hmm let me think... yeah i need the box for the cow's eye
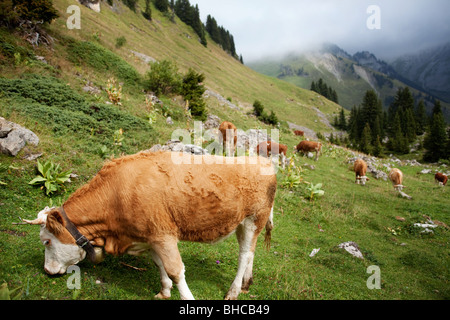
[43,240,51,246]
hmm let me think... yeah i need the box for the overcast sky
[190,0,450,62]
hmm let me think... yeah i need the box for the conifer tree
[424,100,448,162]
[415,100,427,135]
[154,0,169,12]
[373,135,383,157]
[143,0,152,20]
[360,123,373,155]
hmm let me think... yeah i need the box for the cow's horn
[22,217,45,225]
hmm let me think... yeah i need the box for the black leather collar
[59,206,98,264]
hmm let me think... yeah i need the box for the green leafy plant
[0,282,22,300]
[306,183,325,201]
[280,161,303,189]
[28,160,72,196]
[106,77,122,105]
[113,128,124,146]
[146,97,157,125]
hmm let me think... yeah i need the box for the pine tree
[348,106,360,144]
[310,81,317,93]
[154,0,169,12]
[415,99,427,135]
[143,0,152,20]
[424,100,448,162]
[373,135,383,157]
[405,108,417,143]
[360,123,373,155]
[338,107,347,130]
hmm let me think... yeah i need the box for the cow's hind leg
[225,217,258,300]
[151,238,195,300]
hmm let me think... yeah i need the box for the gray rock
[338,241,364,259]
[0,118,39,156]
[203,114,221,130]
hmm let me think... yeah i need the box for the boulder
[338,241,364,259]
[0,118,39,156]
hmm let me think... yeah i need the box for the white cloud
[190,0,450,61]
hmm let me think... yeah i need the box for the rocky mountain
[391,42,450,103]
[248,43,450,121]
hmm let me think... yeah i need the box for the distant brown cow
[389,168,404,191]
[294,130,304,136]
[435,172,448,186]
[256,141,288,168]
[219,121,237,156]
[354,159,369,186]
[294,140,322,161]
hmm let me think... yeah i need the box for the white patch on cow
[40,223,85,275]
[225,215,257,300]
[176,265,195,300]
[359,176,368,186]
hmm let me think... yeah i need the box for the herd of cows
[20,120,447,300]
[219,121,448,189]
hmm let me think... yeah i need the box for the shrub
[180,68,207,120]
[253,100,264,117]
[144,60,181,95]
[180,68,205,101]
[0,0,58,27]
[188,98,207,121]
[67,40,141,86]
[115,36,126,48]
[121,0,138,12]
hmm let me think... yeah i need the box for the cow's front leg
[225,218,258,300]
[151,238,195,300]
[150,249,173,299]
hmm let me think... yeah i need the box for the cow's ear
[46,210,66,235]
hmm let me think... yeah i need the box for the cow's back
[95,152,277,243]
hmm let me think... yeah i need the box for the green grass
[0,0,449,301]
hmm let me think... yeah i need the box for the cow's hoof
[154,292,171,300]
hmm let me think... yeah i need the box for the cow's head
[357,176,369,186]
[24,207,86,275]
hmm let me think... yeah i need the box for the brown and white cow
[435,172,448,186]
[294,130,304,136]
[219,121,237,156]
[256,141,288,168]
[354,159,369,186]
[294,140,322,161]
[389,168,405,191]
[23,151,277,300]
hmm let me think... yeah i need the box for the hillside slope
[39,0,341,135]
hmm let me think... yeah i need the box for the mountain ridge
[248,43,450,122]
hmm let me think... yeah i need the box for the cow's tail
[264,207,274,251]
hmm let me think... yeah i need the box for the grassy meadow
[0,0,449,301]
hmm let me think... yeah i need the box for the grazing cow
[354,159,369,186]
[294,140,322,161]
[294,130,304,136]
[23,152,277,300]
[256,141,288,168]
[219,121,237,156]
[389,168,405,191]
[435,172,448,186]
